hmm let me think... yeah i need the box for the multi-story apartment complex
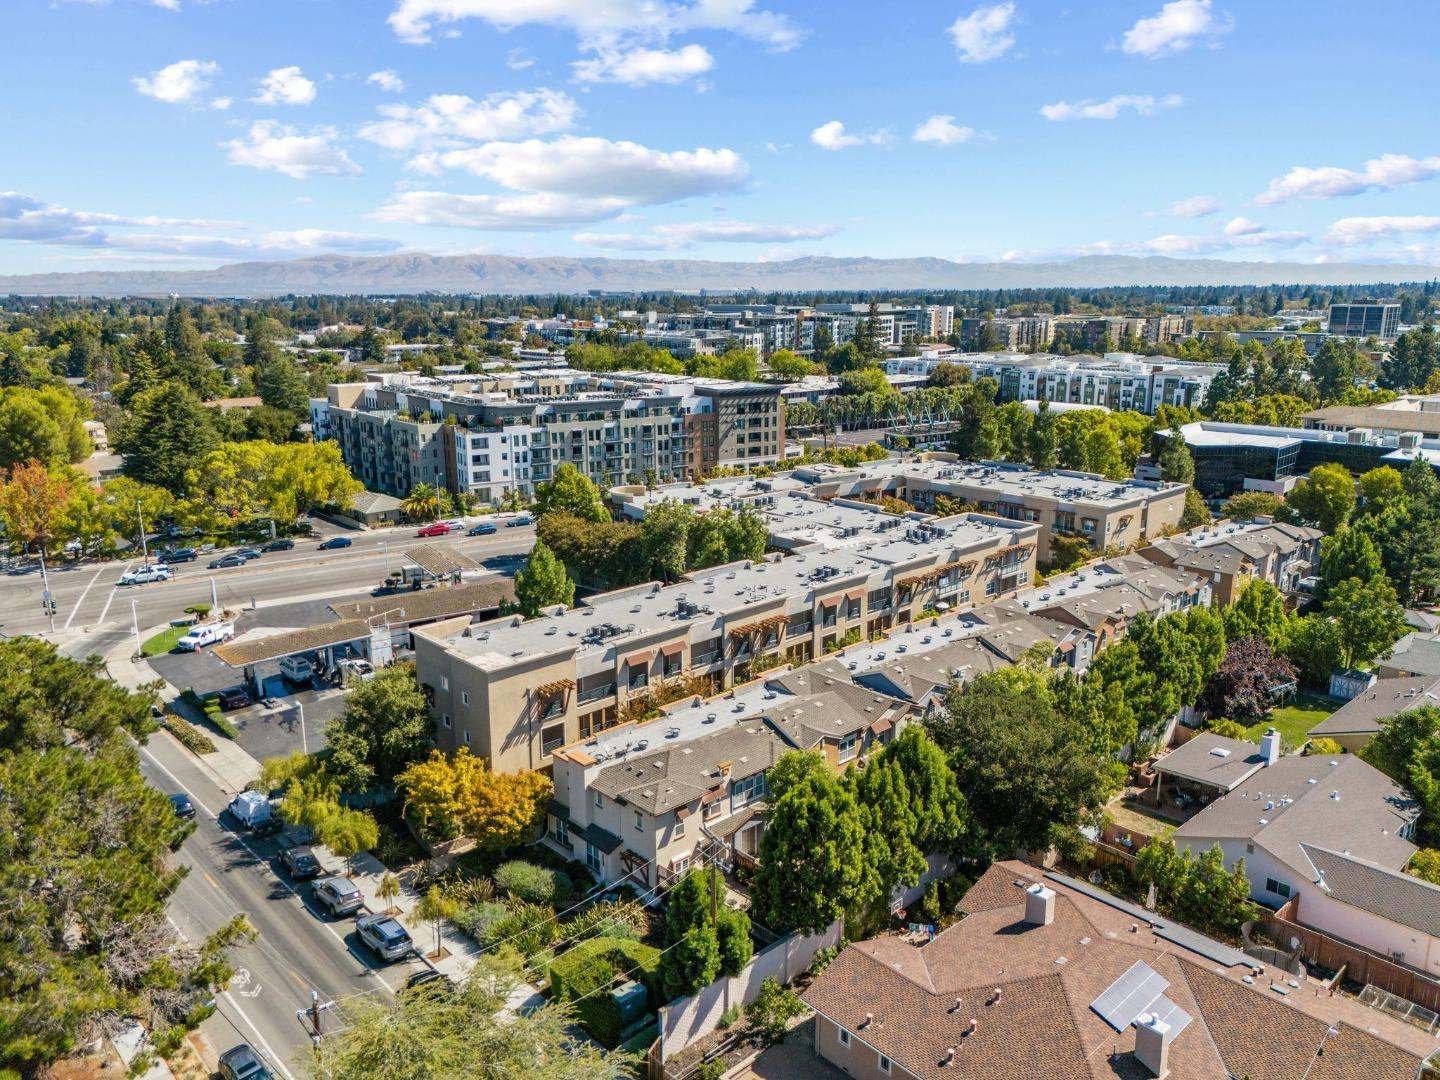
[1329,301,1401,340]
[881,353,1218,413]
[412,508,1039,772]
[959,315,1055,351]
[311,369,784,501]
[1141,517,1323,605]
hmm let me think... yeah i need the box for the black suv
[280,845,321,880]
[261,538,295,552]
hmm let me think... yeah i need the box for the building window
[838,1028,850,1048]
[878,1054,891,1074]
[634,810,643,831]
[461,691,469,706]
[552,817,569,848]
[586,842,601,873]
[542,724,565,755]
[732,773,767,807]
[704,799,725,821]
[462,728,469,746]
[442,714,452,729]
[595,792,604,808]
[440,675,450,691]
[674,817,686,839]
[1265,877,1292,899]
[838,732,858,762]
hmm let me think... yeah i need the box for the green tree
[117,383,220,494]
[162,303,214,394]
[296,954,618,1079]
[716,907,753,976]
[753,768,870,935]
[1282,614,1345,688]
[533,463,609,523]
[1311,337,1369,401]
[401,481,440,522]
[1358,466,1407,516]
[766,349,812,380]
[1220,491,1286,521]
[324,663,433,792]
[0,386,90,469]
[1408,849,1440,886]
[515,540,576,617]
[1223,579,1290,649]
[359,314,387,364]
[762,748,830,801]
[1324,575,1406,668]
[1362,705,1440,829]
[926,669,1107,856]
[1028,400,1058,470]
[317,805,380,875]
[416,885,459,958]
[1181,488,1212,529]
[1157,429,1195,485]
[254,351,310,414]
[1286,462,1356,534]
[1319,528,1384,600]
[659,869,722,999]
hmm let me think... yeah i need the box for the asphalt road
[0,521,536,640]
[137,728,429,1077]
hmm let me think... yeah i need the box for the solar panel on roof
[1147,995,1193,1037]
[1091,960,1168,1032]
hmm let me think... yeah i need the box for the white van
[279,654,315,683]
[175,620,235,652]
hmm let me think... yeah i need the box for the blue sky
[4,0,1439,274]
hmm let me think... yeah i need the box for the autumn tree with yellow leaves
[397,748,551,849]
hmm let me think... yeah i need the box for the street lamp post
[131,597,142,657]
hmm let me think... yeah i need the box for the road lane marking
[219,990,297,1080]
[204,870,221,890]
[95,562,132,626]
[63,564,110,630]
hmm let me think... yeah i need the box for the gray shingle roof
[1309,675,1440,738]
[1153,733,1266,791]
[588,722,788,815]
[1380,632,1440,677]
[1300,844,1440,937]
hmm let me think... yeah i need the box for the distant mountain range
[1,253,1435,297]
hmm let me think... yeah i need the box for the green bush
[548,937,662,1048]
[716,908,753,976]
[453,901,509,943]
[166,716,217,755]
[206,709,240,740]
[694,1061,726,1080]
[486,902,559,957]
[495,860,570,904]
[718,1003,742,1029]
[745,976,805,1045]
[563,900,646,945]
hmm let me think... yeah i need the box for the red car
[416,523,451,537]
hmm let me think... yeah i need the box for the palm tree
[401,482,440,522]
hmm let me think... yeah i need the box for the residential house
[1378,631,1440,679]
[1308,674,1440,753]
[1139,519,1323,607]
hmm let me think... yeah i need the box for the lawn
[1109,800,1177,841]
[141,625,188,656]
[1243,692,1341,749]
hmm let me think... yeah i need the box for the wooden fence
[1255,910,1440,1015]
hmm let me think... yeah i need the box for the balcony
[691,650,721,667]
[577,683,616,705]
[788,622,812,637]
[542,734,566,755]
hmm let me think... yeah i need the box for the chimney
[1260,727,1281,766]
[1024,883,1055,926]
[1135,1014,1172,1078]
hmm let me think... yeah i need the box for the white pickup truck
[175,620,235,652]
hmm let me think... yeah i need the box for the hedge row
[548,937,661,1048]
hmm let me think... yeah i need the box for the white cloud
[367,70,406,93]
[223,121,361,179]
[254,66,317,106]
[1040,93,1181,121]
[414,136,748,203]
[152,0,182,9]
[132,59,218,104]
[372,190,632,229]
[1121,0,1232,57]
[948,2,1016,63]
[912,114,976,145]
[506,48,535,69]
[1255,153,1440,206]
[0,190,397,260]
[574,220,836,249]
[386,0,802,50]
[359,89,579,152]
[1156,194,1219,218]
[209,96,232,110]
[573,44,714,85]
[810,120,890,151]
[1222,216,1263,236]
[1325,215,1440,246]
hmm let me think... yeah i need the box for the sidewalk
[105,623,264,793]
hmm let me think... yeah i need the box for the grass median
[141,625,188,656]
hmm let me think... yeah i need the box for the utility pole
[210,576,219,614]
[296,989,335,1054]
[38,547,56,634]
[131,598,142,657]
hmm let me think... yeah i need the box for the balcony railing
[542,735,566,755]
[691,651,721,666]
[577,683,616,704]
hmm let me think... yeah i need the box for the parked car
[416,523,451,537]
[468,522,497,536]
[251,816,284,838]
[356,914,414,962]
[118,564,173,586]
[208,553,246,569]
[162,547,197,563]
[236,548,263,561]
[175,620,235,651]
[261,538,294,552]
[218,1045,273,1080]
[443,519,465,530]
[280,845,322,880]
[507,513,533,527]
[318,536,352,550]
[312,875,364,917]
[219,686,251,710]
[168,792,196,819]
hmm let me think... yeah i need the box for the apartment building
[958,315,1055,351]
[1329,301,1401,340]
[412,511,1039,772]
[311,369,784,500]
[1140,517,1323,605]
[788,456,1186,563]
[1054,314,1188,349]
[544,672,909,889]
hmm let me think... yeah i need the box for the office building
[1329,301,1401,340]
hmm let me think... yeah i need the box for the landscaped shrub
[486,901,560,957]
[716,908,753,976]
[563,900,647,945]
[548,937,662,1048]
[495,860,570,904]
[453,901,509,943]
[166,715,217,755]
[745,977,806,1044]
